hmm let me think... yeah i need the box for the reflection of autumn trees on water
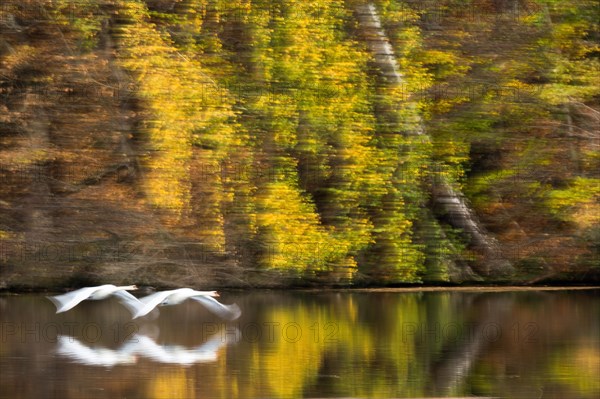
[0,290,598,398]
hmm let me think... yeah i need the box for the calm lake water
[0,288,598,399]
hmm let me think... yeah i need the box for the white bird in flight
[48,285,242,321]
[133,288,241,321]
[48,284,140,314]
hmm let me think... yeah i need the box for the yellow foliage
[116,0,235,230]
[256,180,340,270]
[147,369,194,399]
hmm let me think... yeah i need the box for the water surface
[1,288,598,398]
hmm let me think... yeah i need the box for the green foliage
[218,0,428,279]
[546,177,600,223]
[51,0,105,51]
[535,1,599,103]
[5,0,596,284]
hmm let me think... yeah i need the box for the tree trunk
[354,3,513,277]
[430,293,515,394]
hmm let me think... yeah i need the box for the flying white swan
[133,288,241,320]
[48,284,140,314]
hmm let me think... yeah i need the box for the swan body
[134,288,241,320]
[48,284,140,314]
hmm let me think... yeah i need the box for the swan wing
[48,286,106,313]
[190,295,242,321]
[133,290,175,318]
[111,290,143,316]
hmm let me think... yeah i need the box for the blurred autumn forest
[0,0,598,289]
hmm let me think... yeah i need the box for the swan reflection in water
[56,329,240,367]
[55,336,138,367]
